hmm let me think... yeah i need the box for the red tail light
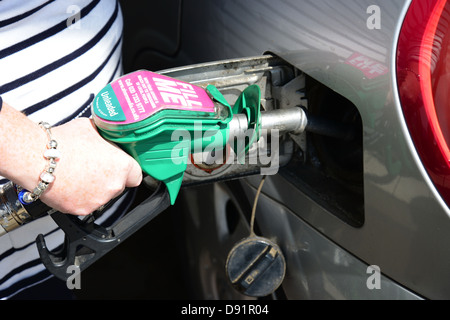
[397,0,450,205]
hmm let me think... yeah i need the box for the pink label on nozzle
[108,70,216,124]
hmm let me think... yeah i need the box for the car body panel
[239,177,421,299]
[121,0,450,299]
[178,0,450,299]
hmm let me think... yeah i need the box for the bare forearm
[0,101,48,192]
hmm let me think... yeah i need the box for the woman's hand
[0,102,141,215]
[39,117,143,215]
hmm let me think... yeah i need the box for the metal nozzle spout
[259,107,307,134]
[228,107,308,139]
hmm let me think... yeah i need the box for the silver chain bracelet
[19,121,60,204]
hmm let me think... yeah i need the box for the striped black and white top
[0,0,130,299]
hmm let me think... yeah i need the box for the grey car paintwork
[173,0,449,299]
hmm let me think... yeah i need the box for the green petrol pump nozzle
[91,71,235,205]
[91,70,307,205]
[3,70,307,282]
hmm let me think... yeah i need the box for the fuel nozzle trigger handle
[35,183,170,282]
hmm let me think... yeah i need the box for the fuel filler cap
[226,236,286,297]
